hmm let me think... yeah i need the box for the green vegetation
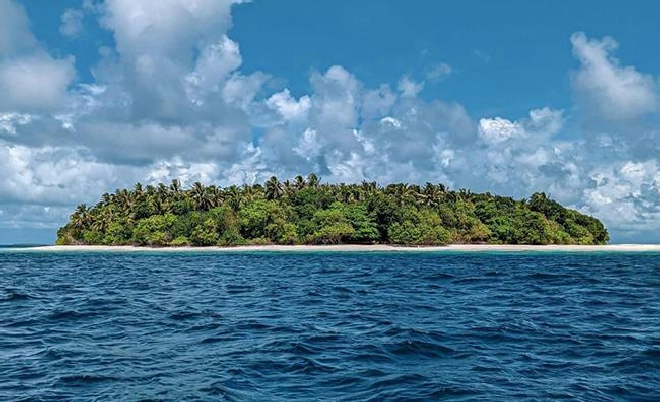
[56,174,609,246]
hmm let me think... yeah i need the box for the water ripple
[1,251,660,400]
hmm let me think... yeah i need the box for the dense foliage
[56,174,609,246]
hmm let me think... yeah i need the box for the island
[56,174,609,247]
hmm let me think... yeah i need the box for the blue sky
[2,0,660,243]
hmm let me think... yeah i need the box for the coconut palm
[307,173,320,188]
[293,175,306,190]
[265,176,283,200]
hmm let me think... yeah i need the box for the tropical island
[56,174,609,247]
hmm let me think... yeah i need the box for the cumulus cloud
[93,0,252,122]
[362,84,396,119]
[0,113,33,136]
[571,32,658,121]
[186,35,243,105]
[0,142,117,207]
[582,160,660,237]
[0,55,76,111]
[0,0,36,54]
[100,0,237,58]
[266,89,311,122]
[0,1,76,112]
[398,76,424,98]
[479,107,563,145]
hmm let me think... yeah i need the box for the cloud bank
[1,2,660,242]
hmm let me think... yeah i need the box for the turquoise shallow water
[1,251,659,401]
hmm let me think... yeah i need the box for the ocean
[1,250,659,401]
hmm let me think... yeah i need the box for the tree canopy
[56,174,609,246]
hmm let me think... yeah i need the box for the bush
[170,236,190,246]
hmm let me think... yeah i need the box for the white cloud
[398,76,424,98]
[222,72,269,111]
[60,8,84,38]
[362,84,396,119]
[425,62,452,82]
[266,89,311,122]
[186,35,243,104]
[94,0,255,121]
[0,2,77,112]
[528,107,563,135]
[479,108,563,145]
[582,160,660,231]
[0,142,117,207]
[0,55,76,111]
[147,157,219,187]
[479,117,525,145]
[0,113,33,135]
[571,32,658,121]
[293,128,321,161]
[100,0,238,59]
[380,116,402,128]
[0,0,36,55]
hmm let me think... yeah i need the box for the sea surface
[1,250,659,401]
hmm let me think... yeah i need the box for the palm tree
[360,180,378,193]
[282,180,294,199]
[71,204,91,230]
[265,176,283,200]
[293,175,306,190]
[307,173,320,188]
[134,182,144,196]
[225,185,243,212]
[206,185,223,208]
[115,188,133,214]
[157,183,169,198]
[190,181,207,211]
[91,208,113,233]
[386,183,416,207]
[241,184,261,204]
[421,182,445,207]
[100,192,113,207]
[169,179,182,193]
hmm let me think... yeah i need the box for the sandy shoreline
[8,244,660,252]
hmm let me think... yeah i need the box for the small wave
[56,373,118,385]
[423,272,455,280]
[168,311,199,320]
[305,332,343,344]
[48,310,95,321]
[288,342,317,355]
[284,357,338,374]
[351,344,393,364]
[0,291,34,301]
[385,339,455,358]
[225,285,254,294]
[368,373,428,390]
[471,365,501,372]
[424,385,480,398]
[200,336,227,344]
[199,382,246,401]
[235,321,272,331]
[525,272,572,281]
[643,348,660,359]
[451,277,482,284]
[202,309,222,318]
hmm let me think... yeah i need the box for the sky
[1,0,660,244]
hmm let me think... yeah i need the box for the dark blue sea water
[1,251,660,401]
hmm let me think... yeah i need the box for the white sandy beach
[14,244,660,252]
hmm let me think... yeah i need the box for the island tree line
[56,173,609,246]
